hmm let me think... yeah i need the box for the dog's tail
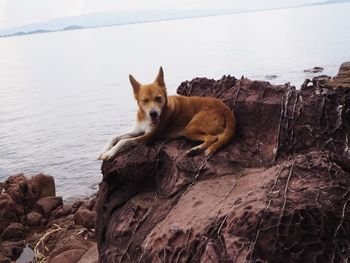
[205,108,236,156]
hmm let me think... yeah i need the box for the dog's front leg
[99,133,153,160]
[98,128,145,160]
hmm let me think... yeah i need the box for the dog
[98,67,236,160]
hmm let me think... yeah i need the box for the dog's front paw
[97,152,105,160]
[99,150,115,161]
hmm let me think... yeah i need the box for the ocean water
[0,3,349,200]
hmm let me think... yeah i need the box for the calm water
[0,3,350,200]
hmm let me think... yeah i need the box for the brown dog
[98,67,236,160]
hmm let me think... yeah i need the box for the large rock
[0,193,19,233]
[96,68,350,262]
[74,209,96,229]
[36,196,63,218]
[328,61,350,88]
[26,211,44,227]
[30,173,56,199]
[0,223,24,241]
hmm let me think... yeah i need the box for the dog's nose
[150,110,158,118]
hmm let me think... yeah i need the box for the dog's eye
[142,99,149,104]
[155,96,162,103]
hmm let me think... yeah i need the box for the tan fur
[98,67,236,160]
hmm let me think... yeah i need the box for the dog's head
[129,67,167,125]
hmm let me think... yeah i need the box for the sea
[0,3,349,200]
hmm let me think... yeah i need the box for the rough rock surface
[96,62,350,262]
[328,61,350,88]
[0,174,97,262]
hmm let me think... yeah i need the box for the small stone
[303,66,324,73]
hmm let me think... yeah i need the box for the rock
[0,173,96,262]
[96,70,350,262]
[328,61,350,88]
[265,74,278,80]
[0,194,18,233]
[0,241,24,260]
[48,249,86,263]
[303,66,324,73]
[0,255,10,263]
[30,173,56,199]
[45,235,94,263]
[52,205,72,219]
[77,244,98,263]
[0,223,24,241]
[74,209,96,229]
[36,196,63,218]
[26,211,44,226]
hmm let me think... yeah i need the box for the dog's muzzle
[150,110,159,124]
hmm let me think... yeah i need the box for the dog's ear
[129,74,140,99]
[155,66,165,87]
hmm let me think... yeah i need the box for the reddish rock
[0,254,10,263]
[45,235,94,263]
[26,211,44,226]
[48,249,86,263]
[0,193,18,233]
[52,205,72,219]
[0,223,24,241]
[329,61,350,88]
[74,209,96,229]
[30,173,56,200]
[77,244,98,263]
[0,241,24,260]
[36,196,63,218]
[96,66,350,262]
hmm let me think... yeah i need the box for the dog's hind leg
[183,125,218,156]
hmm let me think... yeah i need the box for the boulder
[328,61,350,88]
[74,209,96,229]
[26,211,44,226]
[96,70,350,262]
[36,196,63,218]
[30,173,56,199]
[0,193,18,233]
[48,249,86,263]
[0,223,24,241]
[0,241,24,260]
[77,244,98,263]
[0,254,10,263]
[52,205,72,219]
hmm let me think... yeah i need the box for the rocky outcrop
[96,63,350,262]
[328,61,350,88]
[0,173,97,263]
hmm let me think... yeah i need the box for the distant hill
[1,0,349,38]
[0,9,241,38]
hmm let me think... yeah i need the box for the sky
[0,0,322,30]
